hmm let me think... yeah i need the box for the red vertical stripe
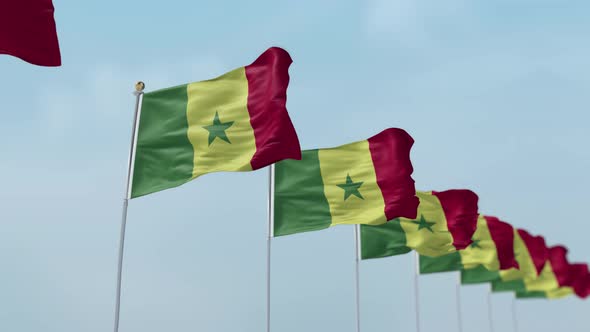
[368,128,419,220]
[580,271,590,298]
[0,0,61,66]
[485,216,519,270]
[517,229,548,276]
[549,246,570,287]
[568,263,589,298]
[583,274,590,298]
[245,47,301,169]
[432,190,479,250]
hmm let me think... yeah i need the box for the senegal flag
[360,189,479,259]
[490,230,548,292]
[515,246,576,299]
[529,262,590,300]
[459,225,525,285]
[130,47,301,198]
[461,227,546,286]
[273,128,419,236]
[420,215,518,274]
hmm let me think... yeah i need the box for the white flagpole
[113,82,144,332]
[456,272,463,332]
[266,164,275,332]
[487,286,494,332]
[413,252,421,332]
[354,225,361,332]
[511,297,518,332]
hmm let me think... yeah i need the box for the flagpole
[266,164,275,332]
[456,272,463,332]
[487,286,494,332]
[413,252,421,332]
[511,297,518,332]
[354,225,361,332]
[113,82,144,332]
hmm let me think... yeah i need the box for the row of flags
[2,1,585,329]
[130,47,589,301]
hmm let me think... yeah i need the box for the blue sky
[1,0,589,331]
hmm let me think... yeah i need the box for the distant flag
[517,246,572,298]
[273,128,419,236]
[458,218,522,284]
[518,230,548,275]
[515,246,576,299]
[491,229,548,292]
[460,223,548,286]
[419,215,518,274]
[360,189,479,259]
[131,47,301,198]
[0,0,61,66]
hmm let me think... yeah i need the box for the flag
[515,246,575,299]
[0,0,61,66]
[490,230,548,292]
[461,225,546,286]
[500,240,559,292]
[131,47,301,198]
[461,216,519,285]
[420,215,518,274]
[360,189,478,259]
[273,128,419,236]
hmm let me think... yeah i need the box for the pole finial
[135,81,145,92]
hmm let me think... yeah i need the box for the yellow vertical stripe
[186,67,256,178]
[460,215,500,271]
[524,261,560,292]
[498,231,538,281]
[399,192,455,257]
[546,287,573,299]
[318,140,387,226]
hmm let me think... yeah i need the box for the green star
[202,111,234,145]
[411,214,436,233]
[337,174,364,201]
[470,238,482,249]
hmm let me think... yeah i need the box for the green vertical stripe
[419,252,462,274]
[360,219,411,259]
[461,265,500,284]
[273,150,332,236]
[131,85,195,198]
[516,291,547,299]
[492,279,526,292]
